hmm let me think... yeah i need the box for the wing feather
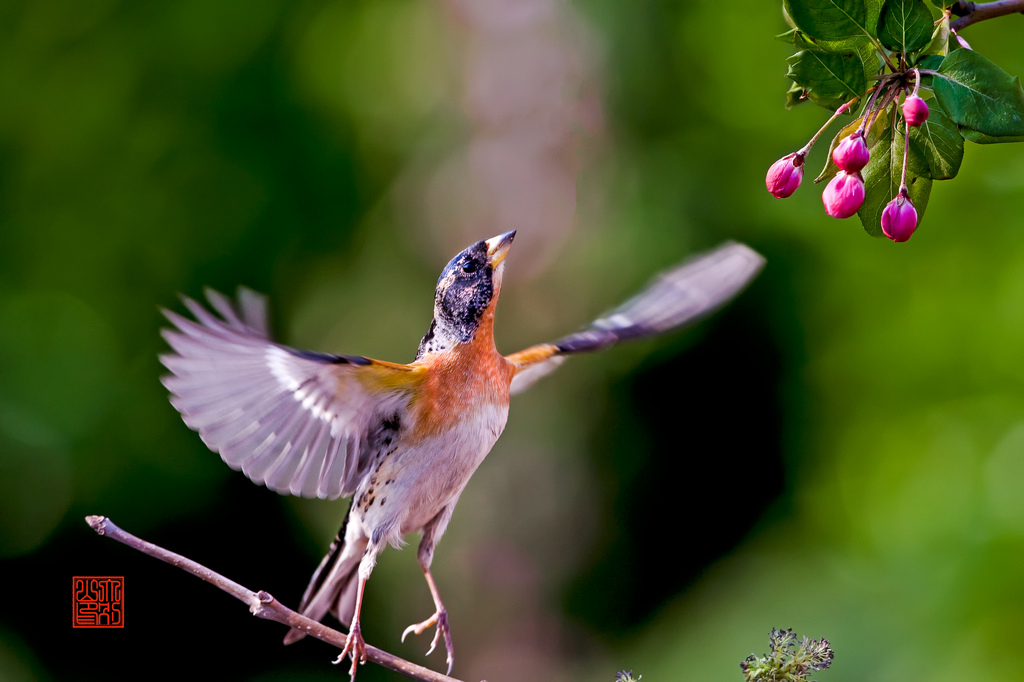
[508,241,764,394]
[161,287,420,499]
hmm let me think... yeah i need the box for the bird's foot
[333,621,367,679]
[401,607,454,675]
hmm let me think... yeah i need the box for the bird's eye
[462,260,478,274]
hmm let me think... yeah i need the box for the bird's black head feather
[416,240,497,357]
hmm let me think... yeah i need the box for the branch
[951,0,1024,31]
[85,515,464,682]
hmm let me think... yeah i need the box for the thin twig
[857,84,886,135]
[85,515,464,682]
[797,97,859,157]
[951,0,1024,30]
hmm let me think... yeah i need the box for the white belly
[353,402,509,544]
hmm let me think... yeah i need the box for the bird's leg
[401,520,455,674]
[333,575,368,678]
[401,567,454,674]
[334,539,383,680]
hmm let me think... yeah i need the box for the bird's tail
[283,512,366,645]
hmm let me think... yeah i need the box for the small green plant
[740,628,834,682]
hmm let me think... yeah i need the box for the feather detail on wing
[508,241,765,395]
[160,288,421,500]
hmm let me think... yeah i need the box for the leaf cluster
[778,0,1024,235]
[740,628,834,682]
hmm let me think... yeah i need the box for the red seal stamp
[72,576,124,628]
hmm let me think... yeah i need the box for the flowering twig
[899,110,911,194]
[798,98,858,157]
[765,97,860,199]
[950,0,1024,31]
[84,515,462,682]
[857,85,886,135]
[893,71,924,197]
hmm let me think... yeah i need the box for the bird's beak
[485,230,516,267]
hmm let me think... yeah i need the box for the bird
[159,232,764,678]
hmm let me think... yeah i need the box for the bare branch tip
[86,515,108,534]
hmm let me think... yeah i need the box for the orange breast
[410,305,514,440]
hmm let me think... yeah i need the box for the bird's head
[417,230,515,356]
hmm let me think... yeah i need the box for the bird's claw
[401,608,454,675]
[333,622,367,679]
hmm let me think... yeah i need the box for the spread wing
[507,241,765,394]
[160,288,422,500]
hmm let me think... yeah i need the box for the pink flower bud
[881,192,918,242]
[902,96,929,127]
[822,171,865,219]
[952,29,972,50]
[832,131,870,173]
[766,152,804,198]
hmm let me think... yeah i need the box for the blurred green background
[2,1,1023,680]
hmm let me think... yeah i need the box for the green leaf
[787,42,881,111]
[908,97,964,179]
[915,54,944,71]
[784,0,881,43]
[878,0,933,55]
[917,13,949,59]
[785,82,810,109]
[814,112,889,183]
[776,28,800,45]
[788,28,831,51]
[858,108,932,236]
[933,48,1024,137]
[778,26,876,53]
[960,128,1024,144]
